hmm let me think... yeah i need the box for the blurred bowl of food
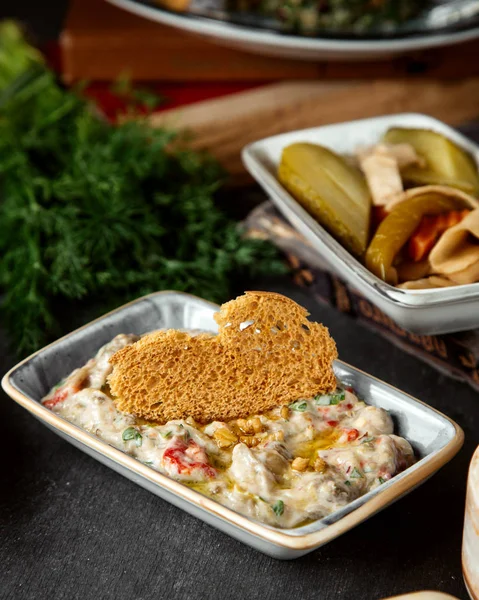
[105,0,479,60]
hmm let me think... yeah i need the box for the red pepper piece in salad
[43,387,69,410]
[344,428,360,442]
[162,437,216,479]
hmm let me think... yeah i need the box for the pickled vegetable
[398,166,477,194]
[407,210,470,262]
[383,128,479,196]
[279,143,371,257]
[385,184,479,212]
[365,192,470,283]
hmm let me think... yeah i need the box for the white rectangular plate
[2,291,463,558]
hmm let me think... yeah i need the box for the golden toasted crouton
[108,292,337,423]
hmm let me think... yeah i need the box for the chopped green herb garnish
[344,480,352,487]
[122,426,142,447]
[378,477,386,485]
[314,389,345,406]
[289,400,308,412]
[272,500,284,517]
[144,461,154,466]
[330,390,345,405]
[361,437,374,444]
[161,430,173,439]
[350,467,363,479]
[122,427,137,441]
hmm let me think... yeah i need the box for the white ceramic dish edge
[2,291,464,558]
[242,113,479,335]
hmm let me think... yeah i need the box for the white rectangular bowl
[242,113,479,335]
[2,291,463,558]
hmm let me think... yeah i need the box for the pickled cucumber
[397,166,476,194]
[383,127,479,195]
[278,143,371,257]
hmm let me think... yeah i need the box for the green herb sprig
[272,500,284,517]
[289,400,308,412]
[349,467,363,479]
[314,389,345,406]
[122,426,143,447]
[0,23,286,356]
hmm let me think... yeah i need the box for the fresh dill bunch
[111,72,166,111]
[0,21,44,90]
[0,23,287,356]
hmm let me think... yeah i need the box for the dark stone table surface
[2,274,479,600]
[1,4,479,598]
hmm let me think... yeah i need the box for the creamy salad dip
[42,334,415,528]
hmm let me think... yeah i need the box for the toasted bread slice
[108,291,337,423]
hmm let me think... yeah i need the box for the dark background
[1,3,479,600]
[0,0,68,41]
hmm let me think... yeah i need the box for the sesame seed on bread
[108,291,338,423]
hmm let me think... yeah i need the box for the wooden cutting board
[148,79,479,185]
[62,0,479,82]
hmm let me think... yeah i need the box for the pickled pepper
[365,192,469,283]
[407,210,470,263]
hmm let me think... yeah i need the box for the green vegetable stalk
[0,23,286,356]
[0,21,44,91]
